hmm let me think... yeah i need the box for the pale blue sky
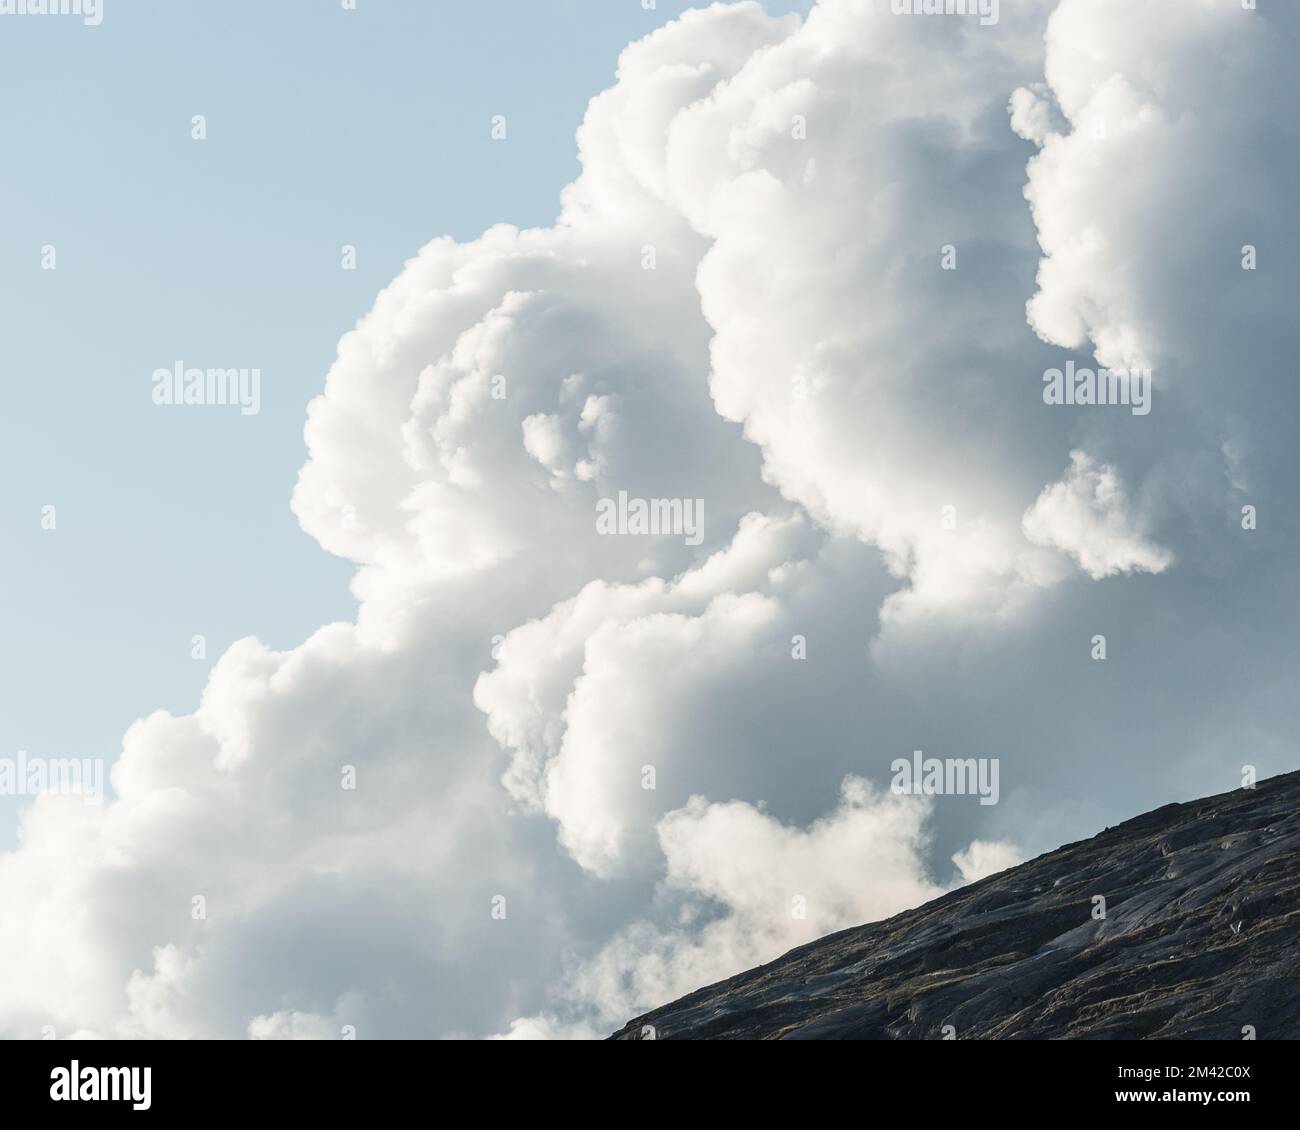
[0,0,811,843]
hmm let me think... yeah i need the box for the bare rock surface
[611,772,1300,1039]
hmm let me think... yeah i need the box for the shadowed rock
[611,772,1300,1040]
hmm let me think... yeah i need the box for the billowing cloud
[475,511,816,875]
[536,778,958,1034]
[2,0,1296,1041]
[1022,450,1173,579]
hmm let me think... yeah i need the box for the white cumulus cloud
[3,0,1297,1041]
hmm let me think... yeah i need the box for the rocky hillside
[611,772,1300,1039]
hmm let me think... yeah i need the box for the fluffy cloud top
[1023,450,1173,579]
[2,0,1296,1039]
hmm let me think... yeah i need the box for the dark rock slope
[611,771,1300,1039]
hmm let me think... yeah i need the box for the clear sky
[0,0,812,844]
